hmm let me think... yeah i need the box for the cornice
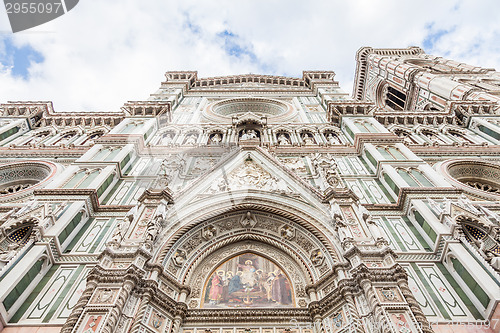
[184,308,311,324]
[364,187,462,212]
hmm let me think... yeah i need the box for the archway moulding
[153,194,341,268]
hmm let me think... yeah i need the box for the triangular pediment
[172,147,327,209]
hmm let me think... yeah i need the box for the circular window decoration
[0,161,58,202]
[204,98,296,122]
[439,160,500,199]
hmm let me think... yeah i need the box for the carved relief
[375,287,403,303]
[208,159,291,194]
[172,250,187,267]
[310,249,324,266]
[163,212,334,286]
[78,314,104,333]
[202,225,217,240]
[279,225,295,241]
[90,288,119,305]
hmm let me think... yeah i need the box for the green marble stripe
[101,179,123,204]
[43,265,85,323]
[65,218,94,253]
[90,218,115,253]
[375,179,395,203]
[10,265,58,323]
[120,182,137,205]
[341,157,356,174]
[436,263,484,320]
[404,266,437,317]
[122,156,137,175]
[0,243,32,283]
[358,180,376,204]
[410,263,451,320]
[382,217,406,251]
[359,155,374,174]
[402,216,431,251]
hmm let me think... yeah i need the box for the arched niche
[200,252,295,308]
[184,240,310,309]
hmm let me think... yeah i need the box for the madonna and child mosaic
[202,253,294,308]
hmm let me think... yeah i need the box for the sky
[0,0,499,112]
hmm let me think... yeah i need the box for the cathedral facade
[0,47,499,333]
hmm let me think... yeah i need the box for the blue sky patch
[0,37,44,79]
[217,30,257,62]
[422,24,456,50]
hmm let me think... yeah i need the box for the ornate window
[122,121,143,134]
[463,181,500,193]
[206,98,295,123]
[0,161,56,200]
[93,147,120,161]
[440,160,500,199]
[384,86,406,111]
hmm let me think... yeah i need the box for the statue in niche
[240,129,258,141]
[146,219,160,242]
[209,133,222,145]
[161,132,174,145]
[326,132,339,145]
[28,132,49,146]
[145,200,169,243]
[302,133,315,145]
[57,133,75,146]
[184,133,198,145]
[277,133,291,145]
[96,288,114,304]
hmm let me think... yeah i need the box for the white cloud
[0,0,499,111]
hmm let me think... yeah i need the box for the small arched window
[397,168,433,187]
[377,146,406,160]
[354,120,377,133]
